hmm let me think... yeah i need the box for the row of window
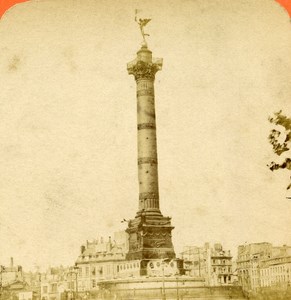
[238,262,251,268]
[251,278,260,287]
[212,259,231,265]
[77,262,141,278]
[80,253,125,261]
[117,262,140,272]
[212,267,231,273]
[78,267,89,277]
[261,265,291,276]
[261,274,290,286]
[42,283,58,294]
[269,265,289,273]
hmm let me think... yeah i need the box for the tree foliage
[268,111,291,189]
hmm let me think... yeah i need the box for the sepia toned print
[0,0,291,299]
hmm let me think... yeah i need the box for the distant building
[18,291,38,300]
[260,245,291,289]
[23,272,41,298]
[0,281,29,300]
[237,242,291,299]
[236,242,272,292]
[180,243,233,286]
[40,266,71,300]
[74,231,131,292]
[0,257,29,300]
[1,257,24,286]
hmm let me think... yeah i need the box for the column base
[126,213,176,261]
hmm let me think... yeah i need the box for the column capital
[127,59,163,81]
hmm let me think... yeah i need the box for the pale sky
[0,0,291,271]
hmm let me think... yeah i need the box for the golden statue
[135,11,151,46]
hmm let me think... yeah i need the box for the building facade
[1,258,24,286]
[181,243,233,286]
[75,231,132,292]
[237,242,291,298]
[19,291,38,300]
[236,242,272,292]
[40,266,72,300]
[260,245,291,289]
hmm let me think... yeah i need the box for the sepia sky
[0,0,291,271]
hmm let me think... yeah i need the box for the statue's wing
[141,18,151,27]
[144,19,151,25]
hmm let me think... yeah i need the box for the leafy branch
[267,111,291,189]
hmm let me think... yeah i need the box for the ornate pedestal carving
[126,212,175,262]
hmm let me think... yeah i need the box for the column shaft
[136,79,159,213]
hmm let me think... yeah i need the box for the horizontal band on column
[138,157,158,165]
[137,89,154,97]
[139,192,159,200]
[138,123,156,130]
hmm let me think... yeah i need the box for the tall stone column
[126,45,176,262]
[127,45,163,216]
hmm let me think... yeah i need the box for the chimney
[10,257,13,268]
[80,245,85,254]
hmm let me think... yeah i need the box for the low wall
[94,277,245,299]
[244,286,291,300]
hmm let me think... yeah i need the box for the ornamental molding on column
[137,89,154,97]
[127,58,163,81]
[139,192,159,200]
[137,123,156,130]
[138,157,158,165]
